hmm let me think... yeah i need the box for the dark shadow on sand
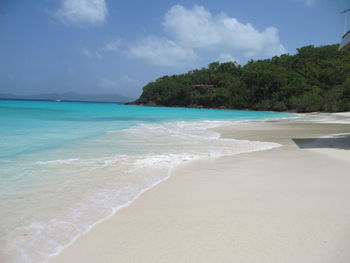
[292,134,350,150]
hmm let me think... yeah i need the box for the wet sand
[49,114,350,263]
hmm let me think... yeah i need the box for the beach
[2,2,350,262]
[48,113,350,263]
[0,100,295,262]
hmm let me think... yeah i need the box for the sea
[0,99,295,262]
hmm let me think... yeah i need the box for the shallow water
[0,99,295,262]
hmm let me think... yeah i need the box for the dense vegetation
[133,44,350,112]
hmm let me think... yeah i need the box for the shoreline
[43,118,285,262]
[48,113,350,263]
[0,106,295,263]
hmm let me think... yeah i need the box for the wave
[1,120,281,263]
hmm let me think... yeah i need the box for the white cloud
[128,36,198,67]
[103,38,122,52]
[76,38,122,60]
[164,5,286,57]
[56,0,107,27]
[128,5,285,67]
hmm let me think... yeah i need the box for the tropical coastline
[2,2,350,263]
[48,113,350,263]
[0,100,294,263]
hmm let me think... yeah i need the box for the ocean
[0,99,295,262]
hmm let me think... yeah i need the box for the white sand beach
[49,114,350,263]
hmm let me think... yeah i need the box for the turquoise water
[0,99,291,159]
[0,99,295,262]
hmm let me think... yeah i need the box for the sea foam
[0,100,294,263]
[1,120,280,263]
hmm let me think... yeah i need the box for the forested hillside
[133,44,350,112]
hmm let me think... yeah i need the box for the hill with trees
[133,44,350,112]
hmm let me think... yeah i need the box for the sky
[0,0,349,98]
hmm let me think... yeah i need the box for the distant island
[0,92,135,103]
[132,44,350,112]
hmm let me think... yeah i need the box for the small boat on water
[55,99,61,102]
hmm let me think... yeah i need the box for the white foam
[3,120,282,263]
[35,159,80,165]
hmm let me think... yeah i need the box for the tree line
[132,44,350,112]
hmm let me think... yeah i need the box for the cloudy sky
[0,0,348,98]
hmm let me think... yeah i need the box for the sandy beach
[48,114,350,263]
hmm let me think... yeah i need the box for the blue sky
[0,0,348,98]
